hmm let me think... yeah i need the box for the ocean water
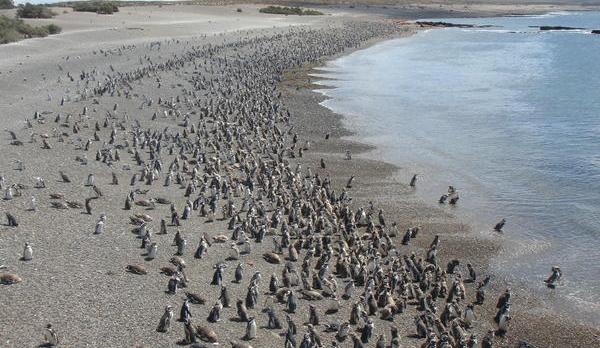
[315,12,600,324]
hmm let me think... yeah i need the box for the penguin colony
[0,19,558,348]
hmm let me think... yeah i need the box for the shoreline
[310,31,600,326]
[279,20,600,347]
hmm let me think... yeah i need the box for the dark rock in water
[592,30,600,34]
[416,21,475,28]
[539,26,585,31]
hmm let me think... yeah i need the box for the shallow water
[315,12,600,323]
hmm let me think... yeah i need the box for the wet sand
[0,3,599,348]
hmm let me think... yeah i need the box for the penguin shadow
[406,333,423,339]
[38,344,55,348]
[229,317,244,323]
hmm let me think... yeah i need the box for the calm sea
[315,12,600,324]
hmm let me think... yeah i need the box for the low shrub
[0,0,14,10]
[0,15,61,44]
[72,1,119,15]
[259,6,323,16]
[16,3,56,19]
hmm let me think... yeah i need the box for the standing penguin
[482,330,494,348]
[375,334,386,348]
[207,300,223,323]
[266,308,282,329]
[94,217,105,234]
[219,286,231,307]
[179,299,191,322]
[167,275,179,294]
[157,305,174,332]
[464,303,476,328]
[269,274,279,293]
[234,262,244,283]
[409,174,418,187]
[43,324,59,347]
[336,322,349,342]
[361,319,374,343]
[182,318,197,345]
[390,326,400,348]
[308,305,319,326]
[6,213,18,227]
[286,291,297,313]
[244,317,256,340]
[147,242,158,259]
[237,299,250,322]
[211,263,225,286]
[22,243,33,261]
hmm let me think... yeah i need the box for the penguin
[336,322,349,342]
[409,174,418,187]
[351,333,365,348]
[299,333,312,348]
[182,318,197,344]
[157,218,167,234]
[176,237,187,256]
[544,266,562,288]
[494,218,506,232]
[308,305,319,326]
[219,286,231,307]
[179,299,192,322]
[390,326,400,348]
[284,327,296,348]
[286,290,297,313]
[147,242,158,259]
[307,324,322,347]
[375,334,386,348]
[157,305,174,332]
[467,263,477,282]
[346,176,354,189]
[266,308,282,329]
[94,219,105,235]
[482,330,494,348]
[343,280,355,300]
[167,275,179,294]
[244,317,256,340]
[211,264,224,285]
[246,283,258,309]
[43,324,59,347]
[237,299,250,322]
[361,319,374,343]
[207,300,223,323]
[464,303,476,328]
[6,213,18,227]
[22,243,33,261]
[234,262,244,283]
[269,273,279,293]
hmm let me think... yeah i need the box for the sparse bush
[16,3,56,19]
[46,23,61,34]
[0,0,14,10]
[72,1,119,15]
[236,8,242,13]
[0,15,61,44]
[259,6,323,16]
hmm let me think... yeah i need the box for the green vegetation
[0,0,14,10]
[72,1,119,15]
[259,6,323,16]
[0,15,62,44]
[16,3,57,19]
